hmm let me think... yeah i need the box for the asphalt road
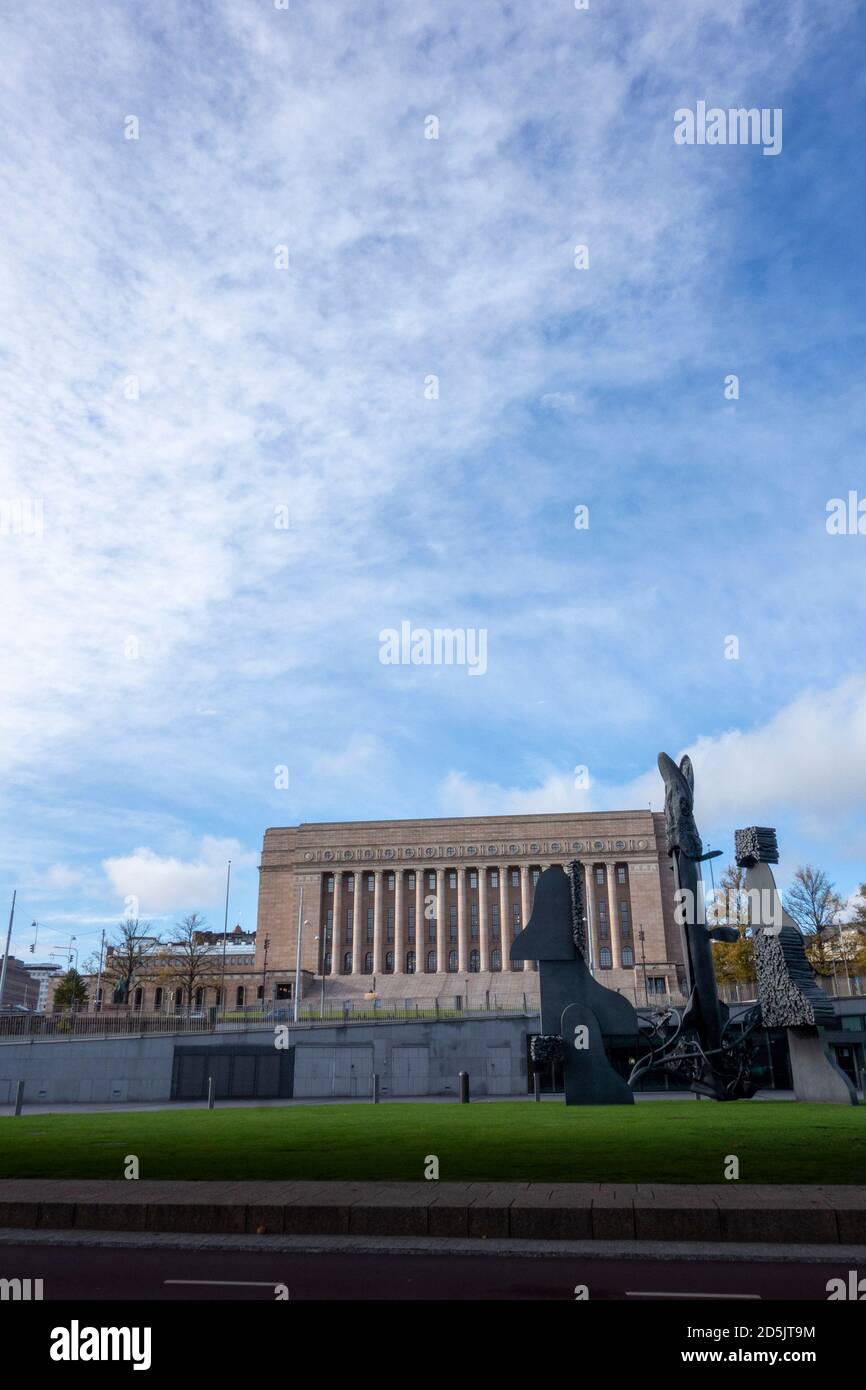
[0,1242,854,1300]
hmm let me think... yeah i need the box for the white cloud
[102,837,255,916]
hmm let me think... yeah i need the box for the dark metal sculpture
[628,752,762,1100]
[736,826,857,1105]
[512,862,638,1104]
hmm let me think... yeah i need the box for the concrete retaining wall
[0,1017,534,1105]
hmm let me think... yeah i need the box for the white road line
[626,1291,761,1300]
[164,1280,280,1288]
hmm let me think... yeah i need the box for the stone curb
[0,1181,863,1243]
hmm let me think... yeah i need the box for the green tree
[53,968,88,1013]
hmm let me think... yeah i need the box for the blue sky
[1,0,865,967]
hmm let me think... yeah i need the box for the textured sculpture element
[511,862,638,1104]
[629,752,760,1100]
[736,826,856,1104]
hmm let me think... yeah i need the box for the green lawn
[1,1101,865,1184]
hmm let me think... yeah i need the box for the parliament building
[256,810,687,1007]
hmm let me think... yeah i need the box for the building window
[619,901,631,937]
[134,987,143,1012]
[512,903,521,928]
[154,987,163,1011]
[469,949,480,972]
[427,920,436,943]
[491,949,502,971]
[326,908,333,930]
[648,976,667,996]
[448,870,457,889]
[531,868,540,886]
[343,951,352,973]
[621,946,634,968]
[386,907,394,941]
[596,866,604,884]
[407,905,416,942]
[367,874,374,891]
[406,951,416,973]
[449,904,457,929]
[491,904,500,937]
[326,875,334,893]
[617,865,626,885]
[428,872,435,890]
[257,985,264,999]
[387,873,395,891]
[324,951,332,973]
[470,903,478,936]
[366,908,374,941]
[385,951,394,973]
[599,948,612,969]
[491,870,499,887]
[364,952,373,974]
[174,988,183,1011]
[407,873,415,889]
[448,950,457,972]
[345,908,353,941]
[347,874,354,893]
[426,950,436,973]
[469,870,477,888]
[511,869,519,887]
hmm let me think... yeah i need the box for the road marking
[164,1280,280,1288]
[626,1291,761,1300]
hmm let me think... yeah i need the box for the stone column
[351,873,362,974]
[583,863,596,970]
[500,865,511,967]
[372,869,384,975]
[607,863,621,970]
[395,869,405,973]
[331,872,342,975]
[415,869,424,973]
[520,864,532,970]
[457,867,468,973]
[478,867,490,972]
[436,867,446,974]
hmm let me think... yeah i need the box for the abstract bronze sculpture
[511,862,638,1103]
[736,825,857,1104]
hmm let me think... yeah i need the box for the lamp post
[638,927,648,1005]
[261,934,270,1013]
[218,859,231,1018]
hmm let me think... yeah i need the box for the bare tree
[102,918,161,1007]
[153,913,219,1016]
[783,865,844,933]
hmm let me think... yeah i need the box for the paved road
[0,1241,854,1300]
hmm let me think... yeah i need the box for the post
[94,928,106,1014]
[0,890,17,1013]
[533,1072,541,1102]
[13,1080,24,1116]
[207,1076,215,1110]
[458,1070,469,1103]
[293,887,306,1024]
[218,860,232,1019]
[373,1072,380,1104]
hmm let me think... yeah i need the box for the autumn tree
[708,863,756,984]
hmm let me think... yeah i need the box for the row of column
[324,862,629,976]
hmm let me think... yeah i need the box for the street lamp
[638,927,649,1005]
[261,934,270,1012]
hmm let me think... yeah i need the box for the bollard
[373,1072,380,1104]
[207,1076,215,1110]
[14,1080,24,1116]
[458,1070,470,1103]
[533,1072,541,1102]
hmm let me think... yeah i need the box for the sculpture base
[788,1026,858,1105]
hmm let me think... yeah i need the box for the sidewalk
[1,1179,863,1243]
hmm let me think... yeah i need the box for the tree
[783,866,845,978]
[708,864,756,984]
[152,913,219,1016]
[102,918,161,1007]
[783,865,844,934]
[53,968,88,1013]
